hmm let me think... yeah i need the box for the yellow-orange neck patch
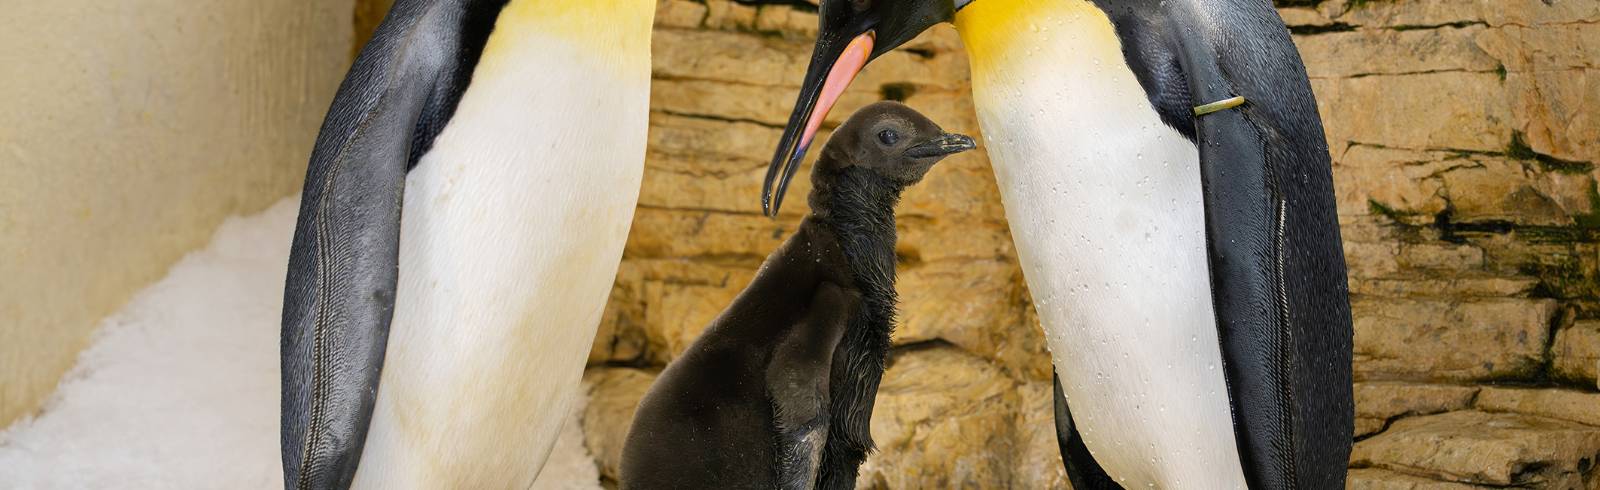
[955,0,1123,76]
[479,0,654,71]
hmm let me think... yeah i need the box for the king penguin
[278,1,653,488]
[619,102,975,490]
[760,0,1354,488]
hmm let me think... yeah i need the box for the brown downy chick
[619,101,975,490]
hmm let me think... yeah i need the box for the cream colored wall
[0,0,354,426]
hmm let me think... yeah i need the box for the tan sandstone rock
[1355,382,1480,421]
[1295,26,1498,80]
[1352,298,1557,381]
[1439,157,1596,226]
[638,268,754,364]
[1013,382,1071,489]
[1356,417,1389,438]
[650,78,878,129]
[647,112,787,163]
[1351,381,1480,438]
[1345,241,1404,278]
[1311,72,1510,153]
[895,215,1016,263]
[895,262,1021,343]
[1480,0,1600,28]
[895,260,1052,381]
[1330,0,1599,29]
[1331,0,1482,29]
[594,259,760,365]
[754,4,820,37]
[1504,70,1600,164]
[654,0,707,29]
[624,208,793,259]
[590,263,650,365]
[1332,144,1595,226]
[1554,320,1600,386]
[1470,12,1600,162]
[580,367,659,483]
[1476,387,1600,428]
[1278,7,1334,28]
[652,29,805,87]
[857,346,1029,488]
[1339,216,1410,243]
[1345,468,1489,490]
[1476,24,1599,73]
[702,0,759,32]
[1348,275,1540,299]
[652,28,966,93]
[1331,145,1454,220]
[1351,410,1600,487]
[897,161,1008,222]
[1397,243,1485,272]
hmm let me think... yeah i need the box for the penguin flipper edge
[278,1,490,488]
[1160,0,1355,486]
[767,282,858,490]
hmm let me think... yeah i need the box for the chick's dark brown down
[619,102,975,490]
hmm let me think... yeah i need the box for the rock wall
[1286,1,1600,487]
[345,0,1600,487]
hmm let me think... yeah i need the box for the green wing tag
[1193,96,1246,117]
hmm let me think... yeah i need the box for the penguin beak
[762,31,876,217]
[906,133,977,159]
[764,0,960,217]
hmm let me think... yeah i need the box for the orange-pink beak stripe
[798,32,876,151]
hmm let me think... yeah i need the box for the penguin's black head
[761,0,967,215]
[818,101,975,186]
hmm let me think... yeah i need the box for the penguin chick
[618,101,976,490]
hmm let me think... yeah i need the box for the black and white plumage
[279,1,653,488]
[763,0,1354,487]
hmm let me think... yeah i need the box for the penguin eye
[877,129,900,146]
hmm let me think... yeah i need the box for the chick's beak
[905,133,977,159]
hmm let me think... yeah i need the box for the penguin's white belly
[960,3,1247,487]
[350,28,648,489]
[981,75,1246,488]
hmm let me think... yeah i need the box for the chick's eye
[877,129,899,146]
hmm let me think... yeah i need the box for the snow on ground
[0,197,601,489]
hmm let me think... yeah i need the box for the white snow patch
[0,196,602,490]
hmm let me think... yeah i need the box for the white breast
[351,9,650,489]
[961,4,1247,488]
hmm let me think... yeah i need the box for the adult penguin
[762,0,1354,488]
[278,1,652,488]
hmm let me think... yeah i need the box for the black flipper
[1051,372,1120,490]
[279,1,507,488]
[1151,1,1354,487]
[1087,0,1353,486]
[768,283,858,490]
